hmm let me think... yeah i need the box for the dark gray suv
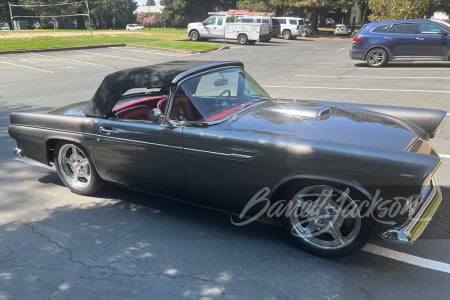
[350,19,450,67]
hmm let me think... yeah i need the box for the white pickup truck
[187,15,270,45]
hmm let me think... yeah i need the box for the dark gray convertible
[9,61,446,257]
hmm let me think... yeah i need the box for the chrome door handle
[416,37,424,41]
[99,126,115,134]
[383,36,392,40]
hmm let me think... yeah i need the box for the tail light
[352,36,364,43]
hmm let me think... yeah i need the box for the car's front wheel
[366,48,387,67]
[189,30,200,41]
[282,184,373,257]
[55,142,103,195]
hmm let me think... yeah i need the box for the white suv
[273,17,306,39]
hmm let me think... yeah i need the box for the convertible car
[9,61,446,257]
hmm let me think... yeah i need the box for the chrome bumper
[379,176,442,244]
[14,147,24,158]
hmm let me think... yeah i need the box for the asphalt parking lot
[0,38,449,299]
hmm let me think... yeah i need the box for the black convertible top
[85,60,243,117]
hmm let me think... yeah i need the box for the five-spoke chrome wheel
[284,184,373,257]
[55,142,102,195]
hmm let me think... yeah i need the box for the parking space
[0,40,449,299]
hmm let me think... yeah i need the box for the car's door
[93,118,186,197]
[384,23,416,57]
[415,22,449,58]
[182,125,263,212]
[203,16,223,39]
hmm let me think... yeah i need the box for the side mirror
[439,30,448,36]
[149,108,162,122]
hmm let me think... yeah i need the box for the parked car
[325,18,335,27]
[351,19,450,67]
[273,17,306,39]
[234,16,280,41]
[334,24,348,36]
[9,61,445,257]
[125,24,144,30]
[1,22,10,30]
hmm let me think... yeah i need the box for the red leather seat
[171,95,196,121]
[115,105,151,121]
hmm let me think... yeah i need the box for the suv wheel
[282,30,291,40]
[366,48,387,67]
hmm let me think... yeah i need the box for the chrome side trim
[11,123,253,160]
[379,176,442,244]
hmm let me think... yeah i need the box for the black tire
[237,33,248,45]
[365,48,388,67]
[54,142,103,195]
[282,30,291,40]
[281,183,374,257]
[189,30,200,42]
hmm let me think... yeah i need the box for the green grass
[0,28,222,52]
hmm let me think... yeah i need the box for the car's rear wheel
[237,33,248,45]
[189,30,200,41]
[55,142,103,195]
[366,48,387,67]
[282,30,291,40]
[282,184,373,257]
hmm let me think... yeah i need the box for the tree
[161,0,237,27]
[146,0,156,5]
[368,0,433,21]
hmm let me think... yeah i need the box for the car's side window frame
[417,22,444,34]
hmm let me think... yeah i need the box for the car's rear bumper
[350,47,364,60]
[379,176,442,244]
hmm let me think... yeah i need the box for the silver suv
[273,17,306,39]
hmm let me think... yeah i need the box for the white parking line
[440,154,450,159]
[115,47,184,57]
[295,75,450,80]
[362,243,450,274]
[29,53,107,67]
[78,50,149,62]
[0,60,54,73]
[262,85,450,94]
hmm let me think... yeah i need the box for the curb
[0,44,127,55]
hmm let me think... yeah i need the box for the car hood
[227,99,419,152]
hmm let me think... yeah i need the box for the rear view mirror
[214,78,228,87]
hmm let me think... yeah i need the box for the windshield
[175,67,271,122]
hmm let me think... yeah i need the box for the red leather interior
[113,95,167,113]
[115,105,151,121]
[205,104,245,122]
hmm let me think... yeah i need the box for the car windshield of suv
[177,67,271,122]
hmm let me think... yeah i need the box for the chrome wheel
[282,30,291,40]
[287,185,363,251]
[57,144,92,189]
[366,48,387,67]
